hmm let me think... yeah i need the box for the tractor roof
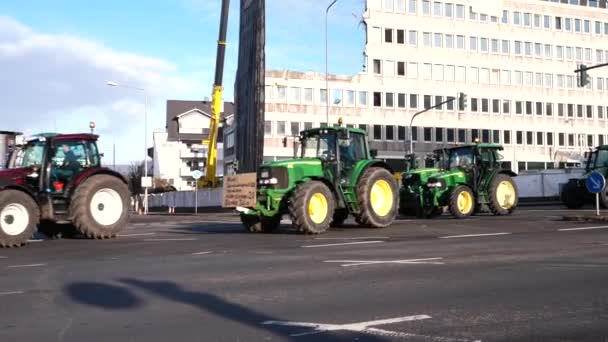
[596,145,608,151]
[301,126,367,136]
[26,133,99,142]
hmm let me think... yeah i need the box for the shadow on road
[64,279,390,341]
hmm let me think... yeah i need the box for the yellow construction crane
[201,0,230,188]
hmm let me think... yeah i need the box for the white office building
[225,0,608,174]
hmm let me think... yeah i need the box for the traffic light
[577,64,590,87]
[458,92,467,111]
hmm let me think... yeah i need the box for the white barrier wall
[147,169,586,208]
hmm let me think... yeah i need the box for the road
[0,207,607,342]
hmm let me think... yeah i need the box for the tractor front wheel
[489,174,519,215]
[241,214,281,233]
[331,209,349,227]
[561,181,584,209]
[448,185,475,219]
[0,190,39,248]
[289,181,335,234]
[70,175,130,239]
[356,167,398,228]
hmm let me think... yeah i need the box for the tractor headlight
[427,178,446,189]
[260,170,270,179]
[259,177,278,185]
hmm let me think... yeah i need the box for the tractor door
[475,147,499,191]
[48,140,96,193]
[338,131,367,182]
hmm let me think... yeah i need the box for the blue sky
[0,0,366,164]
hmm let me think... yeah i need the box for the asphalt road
[0,207,607,342]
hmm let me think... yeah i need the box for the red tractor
[0,133,130,247]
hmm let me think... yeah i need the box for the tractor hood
[258,158,324,189]
[263,158,323,169]
[0,167,31,186]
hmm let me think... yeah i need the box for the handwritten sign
[222,173,257,208]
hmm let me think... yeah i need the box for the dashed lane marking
[439,232,511,239]
[312,236,389,240]
[0,291,25,296]
[0,256,7,259]
[7,263,46,269]
[558,225,608,232]
[192,251,213,255]
[143,238,198,242]
[118,233,157,237]
[301,241,385,248]
[27,239,45,242]
[324,257,444,267]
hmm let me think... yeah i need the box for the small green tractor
[238,125,399,234]
[399,143,519,218]
[561,145,608,209]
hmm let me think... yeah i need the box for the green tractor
[560,145,608,209]
[399,143,519,218]
[238,125,399,234]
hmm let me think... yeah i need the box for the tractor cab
[583,145,608,173]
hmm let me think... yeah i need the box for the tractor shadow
[64,279,390,342]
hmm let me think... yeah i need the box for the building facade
[225,0,608,174]
[153,100,232,191]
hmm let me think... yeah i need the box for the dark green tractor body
[399,143,519,218]
[561,145,608,209]
[239,126,399,234]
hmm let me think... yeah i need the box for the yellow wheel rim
[370,179,394,217]
[496,181,516,209]
[457,191,473,214]
[308,193,328,224]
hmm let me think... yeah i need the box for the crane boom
[203,0,230,188]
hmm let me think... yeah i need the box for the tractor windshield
[447,147,474,169]
[10,141,45,169]
[589,149,608,169]
[301,132,337,160]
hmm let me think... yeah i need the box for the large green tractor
[399,143,519,218]
[238,125,399,234]
[561,145,608,209]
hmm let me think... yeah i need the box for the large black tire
[241,214,281,233]
[70,175,130,239]
[561,181,585,209]
[289,181,335,234]
[0,190,39,248]
[600,186,608,209]
[488,174,519,216]
[355,167,399,228]
[331,209,349,227]
[448,185,475,219]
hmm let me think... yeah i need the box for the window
[320,89,327,104]
[456,4,464,19]
[470,67,479,83]
[481,98,489,113]
[408,0,417,13]
[471,129,480,142]
[557,46,564,59]
[435,95,443,110]
[516,131,523,145]
[535,72,543,87]
[291,122,300,136]
[422,0,430,15]
[480,38,488,52]
[503,100,510,114]
[385,28,393,43]
[558,103,564,117]
[504,131,511,145]
[456,35,464,49]
[491,39,499,54]
[493,130,500,144]
[568,134,574,147]
[456,66,466,82]
[544,15,550,29]
[423,32,432,47]
[436,127,444,142]
[445,65,455,81]
[373,125,382,140]
[412,126,418,141]
[587,105,593,119]
[588,135,594,147]
[568,104,574,118]
[492,99,500,114]
[433,1,442,16]
[471,98,478,112]
[345,90,355,106]
[567,46,574,60]
[424,127,432,142]
[264,121,272,135]
[408,30,418,46]
[384,60,395,77]
[303,88,313,103]
[513,11,521,25]
[277,121,286,135]
[544,44,552,58]
[546,103,553,116]
[434,33,443,47]
[514,41,522,55]
[398,93,406,108]
[524,13,531,27]
[501,10,508,24]
[501,70,511,85]
[397,0,406,12]
[501,40,509,54]
[385,92,394,107]
[577,104,583,118]
[447,128,455,142]
[332,89,342,105]
[386,125,395,140]
[565,18,572,31]
[481,68,490,84]
[469,36,478,51]
[445,3,453,17]
[408,62,418,78]
[289,87,300,102]
[599,106,605,119]
[384,0,394,10]
[526,101,532,115]
[555,17,562,30]
[558,133,565,147]
[373,92,382,107]
[424,94,432,108]
[433,64,444,81]
[397,29,405,44]
[304,122,313,130]
[359,124,369,135]
[525,42,532,57]
[397,61,406,76]
[545,74,553,88]
[595,21,602,34]
[585,48,592,62]
[534,14,541,28]
[277,86,286,99]
[535,132,543,146]
[534,43,542,58]
[398,126,406,140]
[515,101,523,115]
[373,59,381,74]
[547,133,553,146]
[359,91,368,106]
[446,96,454,110]
[458,129,466,143]
[409,94,418,108]
[575,19,581,33]
[515,71,522,85]
[584,20,590,33]
[557,75,565,88]
[446,34,454,48]
[422,63,432,80]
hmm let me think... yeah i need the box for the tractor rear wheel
[448,185,475,219]
[0,190,39,248]
[70,175,129,239]
[561,181,584,209]
[355,167,398,228]
[488,174,519,216]
[331,209,349,227]
[600,186,608,209]
[289,181,335,234]
[241,214,281,233]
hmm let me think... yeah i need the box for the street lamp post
[325,0,338,126]
[106,81,149,215]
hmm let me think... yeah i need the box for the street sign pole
[596,192,600,216]
[191,169,203,215]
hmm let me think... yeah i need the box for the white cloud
[0,16,203,164]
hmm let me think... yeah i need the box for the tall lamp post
[106,81,149,215]
[325,0,338,125]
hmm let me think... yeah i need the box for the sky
[0,0,367,165]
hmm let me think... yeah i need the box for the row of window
[265,120,607,148]
[373,28,608,65]
[379,0,608,35]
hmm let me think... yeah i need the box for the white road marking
[8,263,46,268]
[0,291,25,296]
[558,225,608,232]
[133,223,147,226]
[301,241,385,248]
[439,232,511,239]
[313,236,389,240]
[192,251,212,255]
[143,238,198,242]
[324,257,444,267]
[27,239,45,242]
[118,233,156,237]
[0,256,7,259]
[262,315,479,341]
